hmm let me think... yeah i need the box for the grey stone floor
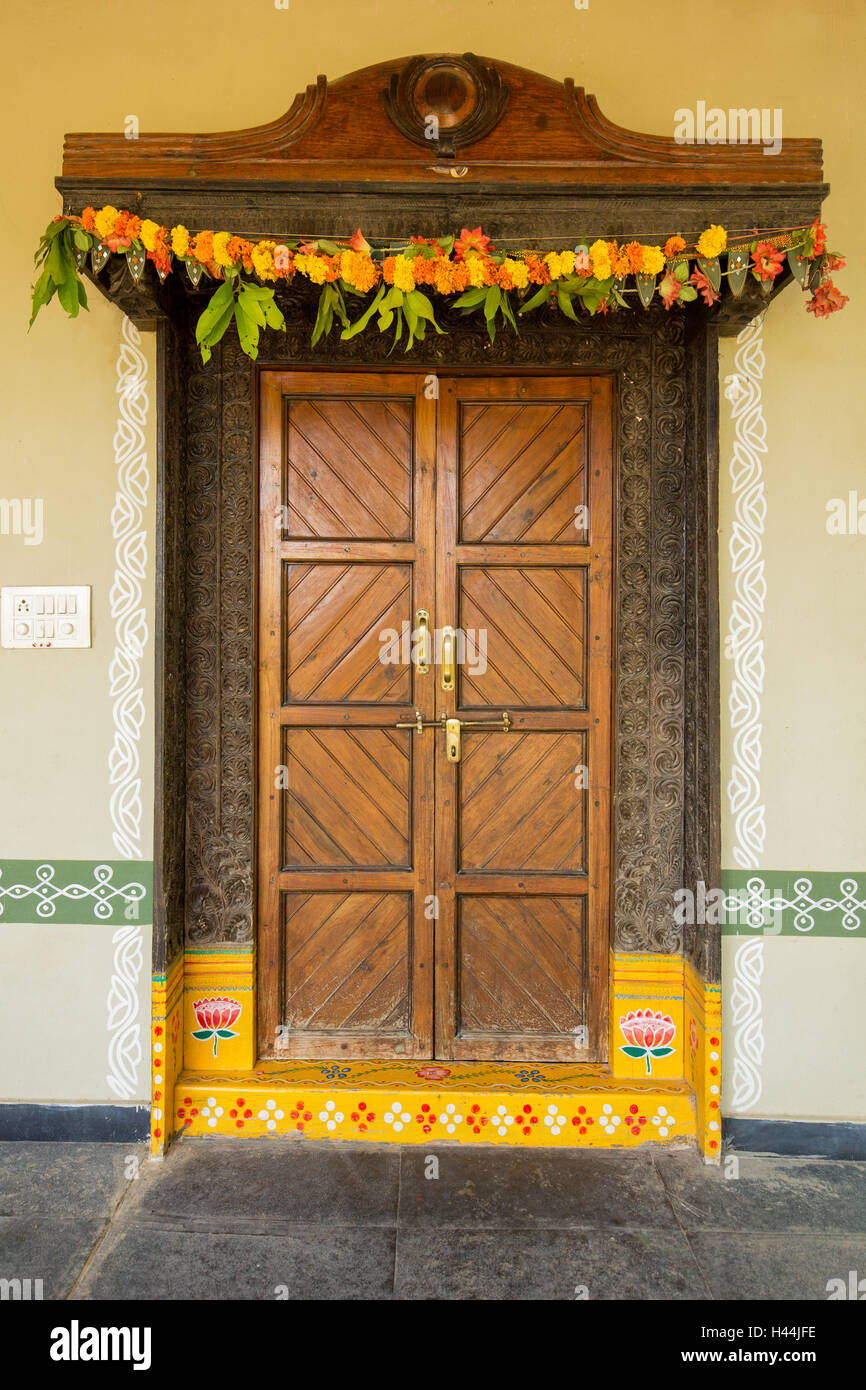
[1,1138,865,1300]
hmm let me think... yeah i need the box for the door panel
[435,376,612,1063]
[258,372,435,1060]
[259,371,612,1064]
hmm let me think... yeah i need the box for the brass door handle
[415,610,431,675]
[441,625,455,691]
[444,712,511,763]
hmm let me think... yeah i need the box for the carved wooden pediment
[60,52,822,189]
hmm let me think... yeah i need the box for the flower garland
[31,208,848,363]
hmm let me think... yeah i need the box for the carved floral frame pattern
[171,289,715,969]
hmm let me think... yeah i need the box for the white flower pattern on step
[489,1104,514,1137]
[201,1098,224,1129]
[651,1106,670,1138]
[385,1101,412,1133]
[438,1102,464,1134]
[600,1103,621,1136]
[318,1099,344,1132]
[543,1104,567,1136]
[258,1098,285,1131]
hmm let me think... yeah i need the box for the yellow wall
[0,0,863,1118]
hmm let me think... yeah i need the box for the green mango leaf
[311,285,334,346]
[500,292,518,333]
[200,301,236,351]
[76,278,88,310]
[405,289,444,334]
[28,267,56,328]
[73,229,91,251]
[437,235,455,255]
[195,280,235,342]
[556,288,578,321]
[316,238,340,256]
[238,290,267,328]
[674,261,689,283]
[679,285,698,302]
[46,238,66,285]
[612,287,630,308]
[341,284,387,340]
[57,273,80,318]
[519,282,553,315]
[452,287,488,310]
[484,286,501,320]
[263,297,286,331]
[234,300,260,358]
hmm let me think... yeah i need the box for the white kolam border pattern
[723,318,767,1114]
[106,316,150,1100]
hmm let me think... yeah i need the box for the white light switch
[1,587,91,648]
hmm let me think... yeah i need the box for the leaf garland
[30,211,848,364]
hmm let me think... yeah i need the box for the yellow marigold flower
[467,257,485,288]
[94,205,119,240]
[140,219,161,254]
[391,254,415,293]
[213,231,234,268]
[506,258,529,290]
[696,224,727,260]
[170,225,190,258]
[252,240,277,282]
[589,239,612,280]
[306,255,328,285]
[559,250,575,276]
[341,250,378,292]
[544,251,564,280]
[640,245,665,277]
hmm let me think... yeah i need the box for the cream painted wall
[0,0,863,1117]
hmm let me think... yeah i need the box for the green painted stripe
[721,870,866,937]
[0,860,153,925]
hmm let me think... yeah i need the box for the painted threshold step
[171,1064,697,1148]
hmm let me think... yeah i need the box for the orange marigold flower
[81,207,97,233]
[525,254,551,285]
[227,236,254,271]
[482,258,498,286]
[498,266,514,291]
[612,250,631,279]
[664,236,686,258]
[324,254,341,283]
[412,256,437,286]
[383,256,397,285]
[450,262,470,292]
[192,231,215,265]
[625,242,645,274]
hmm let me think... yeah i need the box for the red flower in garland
[807,218,827,259]
[453,226,494,260]
[806,280,849,317]
[659,268,682,310]
[689,267,720,306]
[751,242,786,282]
[348,227,372,256]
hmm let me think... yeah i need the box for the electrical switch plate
[1,586,91,648]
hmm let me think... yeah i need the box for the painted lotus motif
[192,996,241,1057]
[415,1066,451,1081]
[619,1009,677,1075]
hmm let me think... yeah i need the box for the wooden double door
[258,371,612,1062]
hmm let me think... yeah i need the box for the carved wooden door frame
[54,51,827,1023]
